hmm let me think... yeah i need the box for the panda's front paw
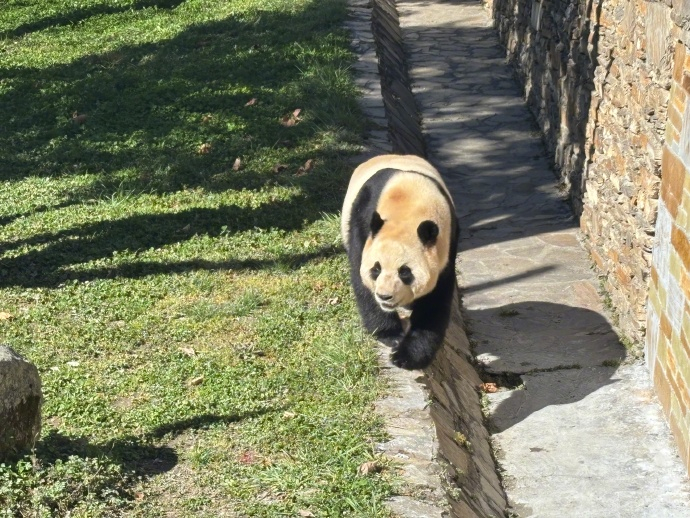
[389,331,440,370]
[390,344,431,370]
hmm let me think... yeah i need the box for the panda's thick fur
[342,155,458,369]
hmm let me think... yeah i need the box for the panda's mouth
[376,298,398,312]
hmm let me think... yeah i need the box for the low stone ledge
[371,0,426,156]
[424,289,507,518]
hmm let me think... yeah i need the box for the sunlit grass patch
[0,0,394,515]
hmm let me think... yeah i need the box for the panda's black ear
[417,220,439,246]
[370,211,384,237]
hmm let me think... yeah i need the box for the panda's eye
[370,262,381,280]
[398,265,414,285]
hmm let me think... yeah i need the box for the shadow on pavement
[466,301,626,432]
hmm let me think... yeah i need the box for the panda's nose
[376,293,393,301]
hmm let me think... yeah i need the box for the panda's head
[360,211,444,312]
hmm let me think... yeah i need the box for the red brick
[655,360,672,417]
[681,330,690,361]
[662,148,687,219]
[681,268,690,296]
[674,85,687,113]
[670,105,683,132]
[662,313,674,339]
[676,42,688,83]
[668,374,688,422]
[672,226,690,273]
[668,345,679,380]
[668,409,690,471]
[683,73,690,96]
[675,371,690,417]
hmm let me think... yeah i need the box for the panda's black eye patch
[398,265,414,285]
[370,262,381,280]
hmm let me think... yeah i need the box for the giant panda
[341,154,458,370]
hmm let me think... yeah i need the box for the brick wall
[646,35,690,471]
[482,0,690,473]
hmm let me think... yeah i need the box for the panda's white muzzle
[375,293,398,312]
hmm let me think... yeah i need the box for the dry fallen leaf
[232,157,242,171]
[295,159,315,176]
[298,511,315,518]
[201,114,213,124]
[273,163,288,173]
[238,450,256,465]
[0,311,12,321]
[179,347,196,357]
[328,297,339,305]
[188,376,204,386]
[198,143,212,154]
[280,108,302,127]
[282,411,296,419]
[280,115,296,127]
[245,98,257,106]
[480,382,498,393]
[357,461,382,476]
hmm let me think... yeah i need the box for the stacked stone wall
[483,0,690,474]
[485,0,674,345]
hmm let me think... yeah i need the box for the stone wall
[485,0,674,345]
[483,0,690,474]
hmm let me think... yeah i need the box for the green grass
[0,0,394,516]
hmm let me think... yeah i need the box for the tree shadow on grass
[35,411,268,478]
[1,2,361,192]
[0,192,344,287]
[0,1,358,288]
[0,0,187,40]
[0,411,273,513]
[63,246,343,284]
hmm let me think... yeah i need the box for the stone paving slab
[395,0,690,515]
[492,363,690,518]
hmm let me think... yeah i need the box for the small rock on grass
[0,345,42,460]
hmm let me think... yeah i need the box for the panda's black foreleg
[390,267,456,370]
[351,274,405,347]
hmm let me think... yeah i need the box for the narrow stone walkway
[394,0,690,516]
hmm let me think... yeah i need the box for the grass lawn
[0,0,396,515]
